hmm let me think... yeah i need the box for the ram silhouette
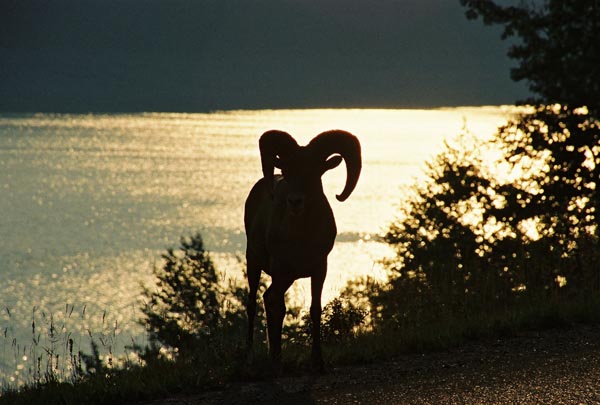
[244,129,362,371]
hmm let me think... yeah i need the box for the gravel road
[142,324,600,404]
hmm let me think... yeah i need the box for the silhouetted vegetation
[140,234,246,358]
[364,130,600,337]
[359,0,600,336]
[461,0,600,242]
[138,233,367,367]
[462,0,600,113]
[285,297,368,346]
[3,1,599,403]
[0,233,369,403]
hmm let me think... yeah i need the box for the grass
[4,289,600,405]
[3,232,600,404]
[0,303,146,401]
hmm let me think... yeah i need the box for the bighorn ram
[244,129,361,371]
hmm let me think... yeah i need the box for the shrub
[140,233,245,357]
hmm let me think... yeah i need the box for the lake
[0,107,516,381]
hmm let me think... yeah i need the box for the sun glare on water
[0,107,520,376]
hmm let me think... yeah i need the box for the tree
[461,0,600,245]
[372,1,600,329]
[377,135,530,328]
[462,0,600,114]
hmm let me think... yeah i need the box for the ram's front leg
[264,276,293,374]
[310,263,327,373]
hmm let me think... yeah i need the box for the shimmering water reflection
[0,108,517,370]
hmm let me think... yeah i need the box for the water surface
[0,108,516,378]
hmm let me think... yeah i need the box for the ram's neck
[270,197,336,250]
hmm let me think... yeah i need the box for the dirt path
[143,324,600,404]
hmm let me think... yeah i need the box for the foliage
[320,297,368,342]
[371,0,600,332]
[374,128,600,332]
[1,234,257,403]
[460,0,600,244]
[3,221,600,405]
[376,134,509,328]
[4,3,600,400]
[140,233,246,357]
[461,0,600,113]
[461,0,600,279]
[286,297,367,345]
[492,105,600,248]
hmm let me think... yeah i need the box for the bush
[373,127,600,335]
[286,297,367,345]
[140,233,246,358]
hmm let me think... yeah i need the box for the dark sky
[0,0,529,113]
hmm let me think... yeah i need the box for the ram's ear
[322,155,343,173]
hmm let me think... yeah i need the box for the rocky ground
[140,323,600,404]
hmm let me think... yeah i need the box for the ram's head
[259,130,362,215]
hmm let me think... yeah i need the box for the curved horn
[259,130,299,191]
[308,130,362,201]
